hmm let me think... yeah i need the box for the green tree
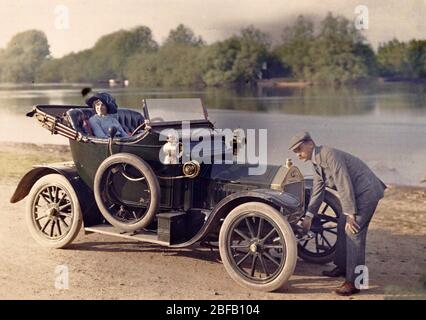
[310,13,372,83]
[125,44,204,87]
[407,39,426,78]
[124,25,205,87]
[377,39,410,77]
[201,26,270,86]
[36,25,159,83]
[35,58,63,83]
[35,49,93,83]
[89,26,158,81]
[353,42,377,76]
[164,24,205,47]
[240,25,270,48]
[274,15,315,79]
[0,30,50,82]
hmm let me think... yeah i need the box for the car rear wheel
[219,202,297,292]
[94,153,160,232]
[26,174,82,248]
[297,192,341,264]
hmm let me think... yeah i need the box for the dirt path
[0,181,425,300]
[0,143,424,300]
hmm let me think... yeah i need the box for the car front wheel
[26,174,82,248]
[219,202,297,292]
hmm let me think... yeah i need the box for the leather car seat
[66,108,145,136]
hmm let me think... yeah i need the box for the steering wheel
[130,122,147,136]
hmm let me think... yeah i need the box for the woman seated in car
[85,92,129,138]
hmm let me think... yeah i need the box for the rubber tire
[94,153,160,232]
[26,174,82,249]
[297,191,342,264]
[219,202,298,292]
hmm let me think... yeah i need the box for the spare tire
[94,153,160,232]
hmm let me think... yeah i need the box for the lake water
[0,82,425,186]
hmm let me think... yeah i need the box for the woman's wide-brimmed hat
[85,92,118,114]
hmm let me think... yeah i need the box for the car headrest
[114,109,145,133]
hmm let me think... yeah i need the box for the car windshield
[143,98,208,123]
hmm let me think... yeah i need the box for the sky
[0,0,425,58]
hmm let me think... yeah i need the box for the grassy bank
[0,142,71,184]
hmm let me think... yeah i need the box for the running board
[84,224,170,246]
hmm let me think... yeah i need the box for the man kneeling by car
[289,131,387,296]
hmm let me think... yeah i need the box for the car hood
[207,163,282,188]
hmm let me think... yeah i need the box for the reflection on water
[0,83,425,186]
[1,82,426,116]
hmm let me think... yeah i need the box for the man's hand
[345,214,360,234]
[301,216,313,234]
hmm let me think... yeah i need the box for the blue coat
[89,114,129,138]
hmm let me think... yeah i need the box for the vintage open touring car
[10,98,342,292]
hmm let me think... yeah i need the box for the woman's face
[94,100,107,116]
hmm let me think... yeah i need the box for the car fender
[10,163,80,203]
[10,163,102,227]
[171,188,302,248]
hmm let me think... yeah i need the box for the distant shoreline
[0,77,425,90]
[257,77,426,88]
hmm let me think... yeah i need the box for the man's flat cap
[288,131,312,151]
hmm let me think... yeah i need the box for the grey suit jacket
[308,146,387,215]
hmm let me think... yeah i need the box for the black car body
[11,98,341,291]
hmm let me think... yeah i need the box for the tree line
[0,13,425,86]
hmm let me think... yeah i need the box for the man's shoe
[321,266,346,277]
[334,281,361,296]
